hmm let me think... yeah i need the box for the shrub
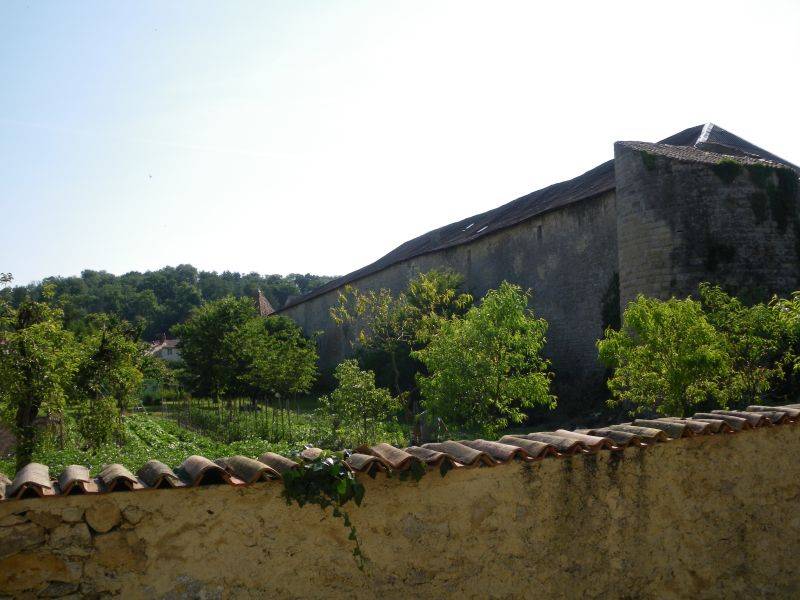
[598,295,733,417]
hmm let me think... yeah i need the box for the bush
[598,295,733,417]
[317,360,400,447]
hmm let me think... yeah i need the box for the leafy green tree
[173,296,256,399]
[317,360,399,445]
[413,282,555,436]
[0,288,78,470]
[330,269,472,397]
[73,316,145,447]
[598,295,733,417]
[0,265,334,341]
[234,316,318,400]
[698,283,788,404]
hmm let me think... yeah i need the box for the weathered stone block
[84,500,120,534]
[0,522,46,559]
[49,523,91,557]
[0,551,75,593]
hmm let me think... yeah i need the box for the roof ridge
[2,405,797,502]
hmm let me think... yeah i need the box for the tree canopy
[1,265,334,341]
[412,282,555,436]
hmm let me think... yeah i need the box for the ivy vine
[281,448,441,569]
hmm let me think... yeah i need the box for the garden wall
[2,422,799,599]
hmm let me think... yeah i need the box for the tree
[232,315,318,438]
[73,315,145,447]
[173,296,256,398]
[0,288,78,470]
[698,283,787,404]
[330,270,472,397]
[412,282,555,437]
[598,295,733,417]
[317,360,399,446]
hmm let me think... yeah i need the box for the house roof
[147,338,179,355]
[279,123,796,311]
[1,404,797,501]
[257,289,275,317]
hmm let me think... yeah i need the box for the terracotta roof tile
[578,428,644,447]
[258,452,300,476]
[421,441,494,467]
[693,413,750,431]
[216,456,280,483]
[552,430,615,452]
[98,464,144,492]
[496,436,557,458]
[457,439,530,462]
[137,460,184,489]
[354,443,423,471]
[2,404,798,503]
[402,446,459,468]
[345,453,387,476]
[711,410,773,427]
[0,472,11,501]
[8,463,55,499]
[606,424,669,442]
[513,432,586,454]
[58,465,99,495]
[632,419,692,439]
[178,455,243,486]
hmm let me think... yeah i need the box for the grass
[0,412,306,477]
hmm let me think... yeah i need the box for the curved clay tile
[632,419,692,439]
[0,472,11,501]
[355,443,422,471]
[58,465,99,495]
[137,460,183,489]
[8,463,55,499]
[711,410,772,427]
[693,413,750,431]
[497,436,557,458]
[579,428,643,447]
[299,447,324,461]
[216,456,280,483]
[681,417,733,434]
[403,446,459,468]
[421,441,495,467]
[258,452,300,475]
[749,405,800,420]
[457,439,530,462]
[179,455,241,486]
[607,424,668,442]
[655,418,714,435]
[345,453,386,476]
[98,464,145,492]
[552,430,615,452]
[515,432,585,454]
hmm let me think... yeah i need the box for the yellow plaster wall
[1,425,799,599]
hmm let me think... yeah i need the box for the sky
[1,1,799,286]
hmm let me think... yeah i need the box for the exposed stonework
[280,124,800,413]
[1,424,799,599]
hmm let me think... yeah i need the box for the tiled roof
[618,140,796,170]
[1,405,798,502]
[257,289,275,317]
[278,123,798,312]
[147,338,180,355]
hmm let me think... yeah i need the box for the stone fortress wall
[283,137,800,412]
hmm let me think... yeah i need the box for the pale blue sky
[2,0,799,286]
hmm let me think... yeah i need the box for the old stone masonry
[278,124,800,413]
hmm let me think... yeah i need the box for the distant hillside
[1,265,335,340]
